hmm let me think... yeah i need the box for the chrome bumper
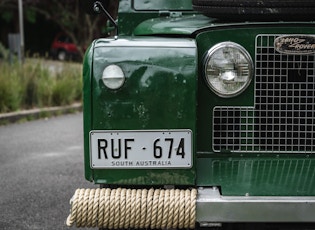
[197,187,315,225]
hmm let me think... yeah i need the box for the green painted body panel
[84,37,197,185]
[83,0,315,196]
[133,15,211,36]
[197,154,315,196]
[118,0,194,36]
[118,13,159,36]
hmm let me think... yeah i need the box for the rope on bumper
[66,188,197,229]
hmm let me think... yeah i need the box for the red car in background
[50,33,79,61]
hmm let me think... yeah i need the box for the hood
[133,14,315,37]
[133,14,214,36]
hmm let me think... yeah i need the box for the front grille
[213,34,315,153]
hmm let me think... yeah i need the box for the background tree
[0,0,119,58]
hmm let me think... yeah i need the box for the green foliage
[0,42,9,60]
[52,66,82,106]
[0,64,23,112]
[0,59,82,113]
[1,11,13,23]
[25,8,37,24]
[20,62,53,108]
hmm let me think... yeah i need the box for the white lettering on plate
[136,160,172,166]
[111,161,134,166]
[110,160,172,167]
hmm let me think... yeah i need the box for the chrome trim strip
[94,37,196,48]
[197,187,315,223]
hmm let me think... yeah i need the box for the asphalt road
[0,112,97,230]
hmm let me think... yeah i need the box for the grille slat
[213,34,315,153]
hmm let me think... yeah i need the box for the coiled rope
[66,188,197,229]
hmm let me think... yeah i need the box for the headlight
[102,64,125,90]
[204,42,253,97]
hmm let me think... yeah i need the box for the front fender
[83,37,197,185]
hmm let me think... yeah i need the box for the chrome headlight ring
[204,42,253,98]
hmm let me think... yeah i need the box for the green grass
[0,58,82,113]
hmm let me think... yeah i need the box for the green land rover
[67,0,315,229]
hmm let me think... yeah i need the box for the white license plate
[90,130,192,169]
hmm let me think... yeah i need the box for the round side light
[102,64,125,90]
